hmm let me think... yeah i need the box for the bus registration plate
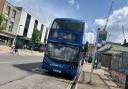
[53,69,61,73]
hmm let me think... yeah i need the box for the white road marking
[32,68,41,71]
[0,61,16,64]
[75,74,81,89]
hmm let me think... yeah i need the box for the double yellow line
[66,76,77,89]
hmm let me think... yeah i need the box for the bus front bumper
[42,59,78,77]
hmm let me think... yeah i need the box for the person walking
[23,44,27,50]
[15,45,19,55]
[11,44,15,54]
[83,41,89,63]
[30,45,33,53]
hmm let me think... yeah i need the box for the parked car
[38,45,46,52]
[32,44,46,52]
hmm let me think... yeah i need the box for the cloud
[68,0,75,6]
[83,23,95,44]
[94,6,128,43]
[7,0,78,27]
[94,19,106,27]
[11,0,21,2]
[76,3,80,10]
[68,0,80,10]
[84,32,95,44]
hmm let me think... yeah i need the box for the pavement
[0,45,43,56]
[75,63,123,89]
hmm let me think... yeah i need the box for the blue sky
[7,0,128,43]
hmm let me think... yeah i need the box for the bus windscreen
[51,20,84,32]
[46,42,79,62]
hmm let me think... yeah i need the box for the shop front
[0,32,15,46]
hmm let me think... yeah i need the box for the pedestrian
[14,45,19,55]
[11,44,15,54]
[23,44,27,51]
[30,45,33,53]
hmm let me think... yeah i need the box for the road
[0,55,72,89]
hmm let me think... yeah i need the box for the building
[98,43,128,88]
[0,0,20,46]
[88,43,95,55]
[0,0,48,48]
[0,0,5,14]
[15,7,44,48]
[40,26,49,44]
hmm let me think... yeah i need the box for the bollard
[125,75,128,89]
[80,59,85,83]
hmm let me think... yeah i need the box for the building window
[12,10,16,19]
[40,24,44,39]
[8,21,14,32]
[33,20,38,30]
[3,19,8,29]
[5,5,11,16]
[23,14,31,36]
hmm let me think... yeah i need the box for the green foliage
[84,41,89,53]
[32,29,41,44]
[0,14,5,32]
[123,39,128,47]
[123,39,127,46]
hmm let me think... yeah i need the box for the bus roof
[55,18,84,23]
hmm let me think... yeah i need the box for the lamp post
[88,28,100,83]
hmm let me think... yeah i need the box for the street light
[88,28,100,83]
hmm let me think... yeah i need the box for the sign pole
[88,28,99,83]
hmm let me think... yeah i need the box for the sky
[7,0,128,44]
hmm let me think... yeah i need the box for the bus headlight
[70,65,77,69]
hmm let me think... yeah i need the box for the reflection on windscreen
[46,43,79,61]
[51,20,84,32]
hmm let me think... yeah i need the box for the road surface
[0,55,72,89]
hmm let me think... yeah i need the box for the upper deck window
[51,20,84,32]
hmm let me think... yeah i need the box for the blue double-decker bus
[42,18,85,77]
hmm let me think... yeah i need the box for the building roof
[16,7,43,23]
[5,0,20,12]
[104,50,122,55]
[98,44,128,54]
[106,42,121,45]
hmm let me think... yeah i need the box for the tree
[84,41,89,53]
[0,14,5,32]
[32,29,41,44]
[123,39,127,46]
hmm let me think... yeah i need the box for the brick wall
[101,54,112,68]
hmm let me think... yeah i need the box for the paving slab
[0,45,43,56]
[75,64,123,89]
[77,72,109,89]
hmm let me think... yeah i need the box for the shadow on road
[13,62,73,81]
